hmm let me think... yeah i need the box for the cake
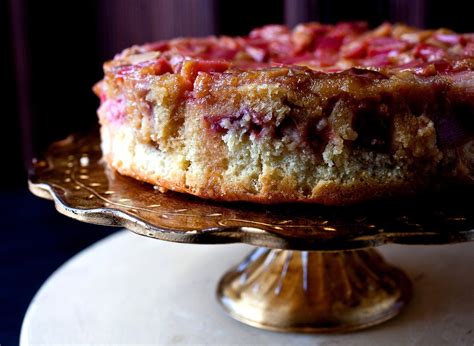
[94,22,474,205]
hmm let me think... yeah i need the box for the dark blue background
[0,188,115,345]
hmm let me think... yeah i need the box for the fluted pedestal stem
[217,248,411,333]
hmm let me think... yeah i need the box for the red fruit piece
[291,23,329,53]
[314,36,344,66]
[367,37,407,57]
[414,44,446,62]
[180,60,230,83]
[151,58,174,75]
[342,40,368,59]
[245,45,268,62]
[249,25,290,41]
[331,21,368,37]
[361,54,391,67]
[116,58,173,78]
[434,33,460,45]
[465,42,474,57]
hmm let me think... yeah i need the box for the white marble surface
[21,230,474,345]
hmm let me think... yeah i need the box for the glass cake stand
[29,132,474,333]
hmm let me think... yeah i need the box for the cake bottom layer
[99,118,474,205]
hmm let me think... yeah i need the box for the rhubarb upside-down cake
[94,22,474,205]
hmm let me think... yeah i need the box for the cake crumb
[154,185,169,193]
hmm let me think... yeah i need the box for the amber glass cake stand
[29,133,474,333]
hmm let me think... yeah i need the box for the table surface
[21,230,474,345]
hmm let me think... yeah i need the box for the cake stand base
[217,248,412,333]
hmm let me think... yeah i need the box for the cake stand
[29,132,474,333]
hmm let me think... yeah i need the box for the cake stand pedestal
[217,247,411,332]
[29,133,474,333]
